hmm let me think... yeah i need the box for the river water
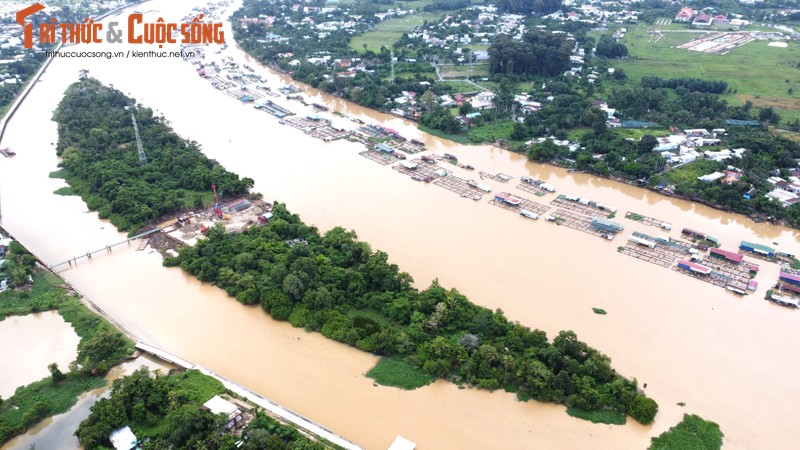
[0,0,798,448]
[0,311,79,398]
[3,355,175,450]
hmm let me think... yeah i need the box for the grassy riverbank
[366,356,436,390]
[0,270,134,445]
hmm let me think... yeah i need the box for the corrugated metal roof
[779,272,800,284]
[710,248,743,263]
[740,240,775,254]
[677,259,712,274]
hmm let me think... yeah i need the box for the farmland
[616,23,800,123]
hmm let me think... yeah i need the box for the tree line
[52,79,254,232]
[641,76,728,94]
[496,0,563,15]
[77,369,330,450]
[489,31,572,77]
[164,204,658,424]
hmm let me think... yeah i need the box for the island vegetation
[164,204,658,425]
[52,78,254,232]
[0,258,133,446]
[77,368,334,450]
[649,414,723,450]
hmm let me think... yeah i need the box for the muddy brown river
[0,0,798,448]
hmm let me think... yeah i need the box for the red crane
[212,185,223,218]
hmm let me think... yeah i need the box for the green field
[439,63,491,79]
[350,10,444,53]
[617,23,800,124]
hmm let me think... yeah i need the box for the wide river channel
[0,0,798,448]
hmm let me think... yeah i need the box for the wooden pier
[433,175,485,200]
[624,211,671,229]
[551,208,616,239]
[620,242,677,268]
[488,193,550,216]
[392,158,450,179]
[359,149,400,166]
[515,183,548,197]
[479,172,512,183]
[551,195,615,218]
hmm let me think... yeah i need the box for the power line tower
[390,49,395,84]
[131,113,147,166]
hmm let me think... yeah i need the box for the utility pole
[131,113,147,166]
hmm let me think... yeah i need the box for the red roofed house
[675,7,695,22]
[693,12,713,26]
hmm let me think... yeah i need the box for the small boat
[0,148,16,157]
[520,209,539,219]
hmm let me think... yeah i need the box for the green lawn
[439,63,490,79]
[442,80,482,93]
[663,159,721,189]
[618,23,800,124]
[350,11,444,53]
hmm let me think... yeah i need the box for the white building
[469,91,496,110]
[109,426,137,450]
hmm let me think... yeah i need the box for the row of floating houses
[192,39,800,314]
[628,225,800,307]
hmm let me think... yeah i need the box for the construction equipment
[212,185,223,218]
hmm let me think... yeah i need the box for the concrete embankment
[135,342,365,450]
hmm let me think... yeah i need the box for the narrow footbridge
[48,228,161,270]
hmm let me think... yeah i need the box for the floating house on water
[709,248,743,264]
[591,218,624,232]
[740,241,775,257]
[677,259,712,275]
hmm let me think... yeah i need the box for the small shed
[375,143,395,154]
[202,395,244,431]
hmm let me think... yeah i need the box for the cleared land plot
[351,11,444,53]
[677,32,754,55]
[438,63,491,79]
[618,24,800,116]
